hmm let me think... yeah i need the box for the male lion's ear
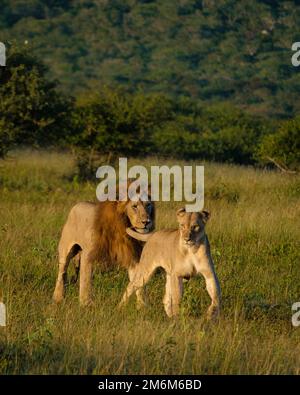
[200,210,210,223]
[176,207,186,219]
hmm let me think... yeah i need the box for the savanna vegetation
[1,1,300,173]
[0,0,300,375]
[1,44,299,175]
[0,150,300,374]
[1,0,300,118]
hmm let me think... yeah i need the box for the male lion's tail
[126,228,154,242]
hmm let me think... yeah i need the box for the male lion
[53,192,154,306]
[120,208,221,320]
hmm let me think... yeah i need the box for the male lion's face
[126,199,155,234]
[176,208,210,247]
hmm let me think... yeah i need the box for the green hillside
[2,0,300,118]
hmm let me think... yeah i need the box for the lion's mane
[91,201,145,269]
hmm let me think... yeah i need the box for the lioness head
[176,207,210,247]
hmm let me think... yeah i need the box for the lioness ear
[176,207,186,219]
[200,210,210,223]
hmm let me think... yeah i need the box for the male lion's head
[124,198,155,234]
[117,182,155,234]
[176,207,210,247]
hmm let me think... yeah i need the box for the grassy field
[0,150,300,374]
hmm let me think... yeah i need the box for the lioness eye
[132,205,137,210]
[193,225,200,232]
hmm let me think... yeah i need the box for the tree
[70,88,173,179]
[256,118,300,172]
[2,0,300,118]
[0,43,72,157]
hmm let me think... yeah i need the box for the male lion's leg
[79,251,94,306]
[199,266,221,320]
[53,250,72,303]
[163,274,183,317]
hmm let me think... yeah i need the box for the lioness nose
[142,219,150,225]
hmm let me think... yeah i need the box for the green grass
[0,149,300,374]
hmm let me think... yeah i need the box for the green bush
[0,45,292,172]
[151,103,269,164]
[197,104,269,164]
[69,89,173,179]
[256,118,300,172]
[0,43,72,157]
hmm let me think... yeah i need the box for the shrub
[152,103,269,164]
[256,118,300,172]
[0,43,72,157]
[69,89,173,179]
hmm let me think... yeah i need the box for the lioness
[120,208,221,319]
[53,192,155,306]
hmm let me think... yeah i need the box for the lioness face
[176,208,210,247]
[126,199,154,234]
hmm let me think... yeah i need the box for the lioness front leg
[163,274,183,317]
[199,266,221,320]
[119,264,157,308]
[79,251,94,306]
[128,266,147,309]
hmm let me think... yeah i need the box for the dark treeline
[2,0,300,119]
[1,1,300,175]
[0,45,299,176]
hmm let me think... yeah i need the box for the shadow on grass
[0,339,97,375]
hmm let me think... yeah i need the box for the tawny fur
[120,208,221,320]
[90,201,142,269]
[53,197,154,306]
